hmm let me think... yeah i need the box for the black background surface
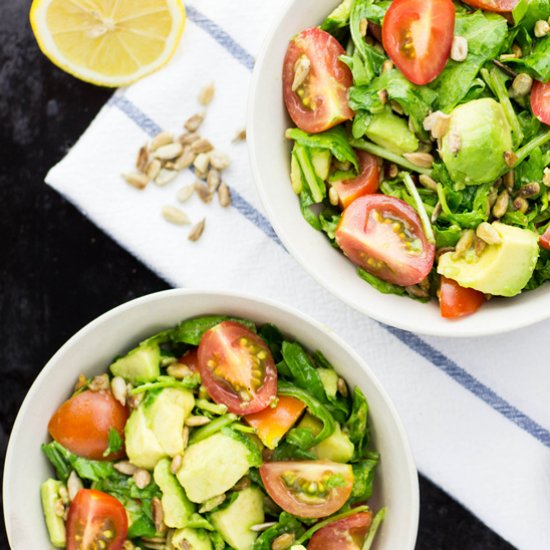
[0,2,515,549]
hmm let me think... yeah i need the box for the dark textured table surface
[0,2,516,549]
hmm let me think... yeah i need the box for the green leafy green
[271,441,317,461]
[345,387,369,456]
[172,315,256,345]
[294,143,326,203]
[506,35,550,82]
[513,0,550,32]
[252,513,305,550]
[362,507,387,550]
[259,323,285,363]
[129,374,201,394]
[188,413,239,445]
[320,0,353,36]
[350,452,379,503]
[357,268,409,298]
[103,427,123,457]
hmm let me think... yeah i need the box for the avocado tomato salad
[283,0,550,319]
[40,316,384,550]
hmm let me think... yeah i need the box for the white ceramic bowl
[247,0,550,337]
[3,290,418,549]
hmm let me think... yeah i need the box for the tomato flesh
[307,512,374,550]
[382,0,455,86]
[198,321,277,415]
[245,395,306,449]
[66,489,127,550]
[540,226,550,250]
[48,390,128,460]
[260,461,354,518]
[531,80,550,126]
[283,28,353,133]
[178,349,199,372]
[460,0,518,12]
[335,195,435,287]
[332,152,380,209]
[439,276,486,319]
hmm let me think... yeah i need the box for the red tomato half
[382,0,455,85]
[198,321,277,415]
[179,349,199,372]
[332,152,380,209]
[308,512,374,550]
[48,390,128,460]
[260,461,354,518]
[531,80,550,126]
[540,226,550,250]
[439,277,486,319]
[335,195,435,287]
[66,489,127,550]
[283,28,353,133]
[460,0,518,12]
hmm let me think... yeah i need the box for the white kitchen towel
[46,2,550,548]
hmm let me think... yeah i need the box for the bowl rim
[246,0,550,338]
[3,288,419,548]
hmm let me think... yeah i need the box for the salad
[283,0,550,319]
[40,315,384,550]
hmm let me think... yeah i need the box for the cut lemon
[30,0,186,87]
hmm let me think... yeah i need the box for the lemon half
[30,0,186,87]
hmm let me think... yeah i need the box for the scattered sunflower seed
[511,73,533,98]
[387,163,399,179]
[476,222,502,245]
[419,174,438,191]
[504,150,517,168]
[403,152,434,168]
[544,167,550,187]
[167,363,194,378]
[191,138,214,155]
[271,533,295,550]
[359,18,368,37]
[67,471,83,501]
[378,89,388,105]
[195,181,213,203]
[513,196,529,213]
[233,476,252,491]
[207,169,221,193]
[406,285,430,299]
[210,150,230,171]
[54,499,65,518]
[535,19,550,38]
[154,142,184,161]
[450,36,468,62]
[218,182,231,207]
[170,454,183,474]
[181,426,190,451]
[111,376,127,406]
[136,146,149,173]
[328,186,339,206]
[250,522,278,533]
[292,55,311,92]
[475,237,487,256]
[423,111,451,139]
[232,128,247,142]
[133,469,151,489]
[492,190,510,218]
[177,184,195,203]
[179,132,201,146]
[162,205,191,226]
[184,112,205,132]
[454,229,475,259]
[382,60,393,73]
[127,392,144,410]
[188,219,206,242]
[149,131,173,152]
[431,202,442,223]
[511,43,523,58]
[122,172,149,190]
[337,377,348,398]
[390,100,404,115]
[89,374,110,392]
[175,147,196,170]
[503,171,515,193]
[194,152,210,175]
[518,182,540,199]
[114,461,138,476]
[198,82,215,106]
[146,159,162,181]
[155,168,178,186]
[151,497,165,533]
[185,415,211,427]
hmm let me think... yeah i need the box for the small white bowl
[247,0,550,337]
[3,290,418,549]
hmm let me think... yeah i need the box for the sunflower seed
[144,159,161,181]
[292,55,311,92]
[162,206,190,226]
[454,229,475,259]
[419,174,438,191]
[177,185,195,203]
[151,497,165,533]
[191,138,214,155]
[337,377,348,398]
[175,147,196,170]
[127,392,144,410]
[512,43,523,58]
[378,89,388,105]
[67,471,83,501]
[390,100,404,115]
[154,142,184,160]
[167,363,194,378]
[136,146,149,173]
[194,153,210,175]
[544,167,550,187]
[185,415,211,427]
[233,476,251,490]
[133,469,151,489]
[450,36,468,62]
[184,112,205,132]
[89,374,110,392]
[122,172,149,190]
[54,499,65,518]
[382,60,393,73]
[359,18,368,37]
[513,196,529,213]
[387,163,399,179]
[403,152,434,168]
[188,219,206,242]
[198,82,215,106]
[149,131,173,152]
[423,111,451,139]
[475,237,487,256]
[406,285,430,299]
[431,201,442,223]
[179,132,201,146]
[511,73,533,97]
[170,454,183,474]
[181,426,190,451]
[503,170,515,193]
[518,182,540,199]
[199,494,226,514]
[114,461,138,476]
[207,169,221,193]
[111,376,127,406]
[250,522,278,533]
[328,186,339,206]
[271,533,295,550]
[476,222,502,245]
[535,19,550,38]
[210,150,230,171]
[218,182,231,207]
[492,190,510,218]
[155,169,178,186]
[58,485,69,505]
[233,128,247,142]
[195,181,213,203]
[504,150,517,168]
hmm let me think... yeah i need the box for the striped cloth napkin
[45,2,550,548]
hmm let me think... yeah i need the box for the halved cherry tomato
[460,0,518,12]
[332,152,380,209]
[439,276,486,319]
[66,489,127,550]
[198,321,277,415]
[308,512,374,550]
[283,28,353,133]
[260,461,354,518]
[245,395,306,449]
[382,0,455,85]
[540,226,550,250]
[48,390,128,460]
[178,349,199,371]
[335,195,435,287]
[531,80,550,126]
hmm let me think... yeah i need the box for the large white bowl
[4,289,418,549]
[247,0,550,337]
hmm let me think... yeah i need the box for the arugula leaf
[320,0,353,36]
[129,374,201,395]
[103,427,123,457]
[172,315,256,345]
[252,512,305,550]
[125,498,157,539]
[345,387,369,455]
[513,0,550,32]
[506,35,550,82]
[434,225,462,248]
[294,143,326,203]
[299,186,322,230]
[525,249,550,290]
[516,147,545,187]
[350,452,379,503]
[357,268,408,298]
[271,441,317,461]
[259,323,285,363]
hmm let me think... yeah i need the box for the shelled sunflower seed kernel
[121,83,240,242]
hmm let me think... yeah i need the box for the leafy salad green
[283,0,550,318]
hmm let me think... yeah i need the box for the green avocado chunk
[176,432,252,503]
[440,98,513,186]
[298,413,354,463]
[110,342,161,384]
[172,528,213,550]
[210,487,265,550]
[125,388,195,469]
[365,107,419,155]
[153,458,195,528]
[40,479,66,548]
[437,222,539,296]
